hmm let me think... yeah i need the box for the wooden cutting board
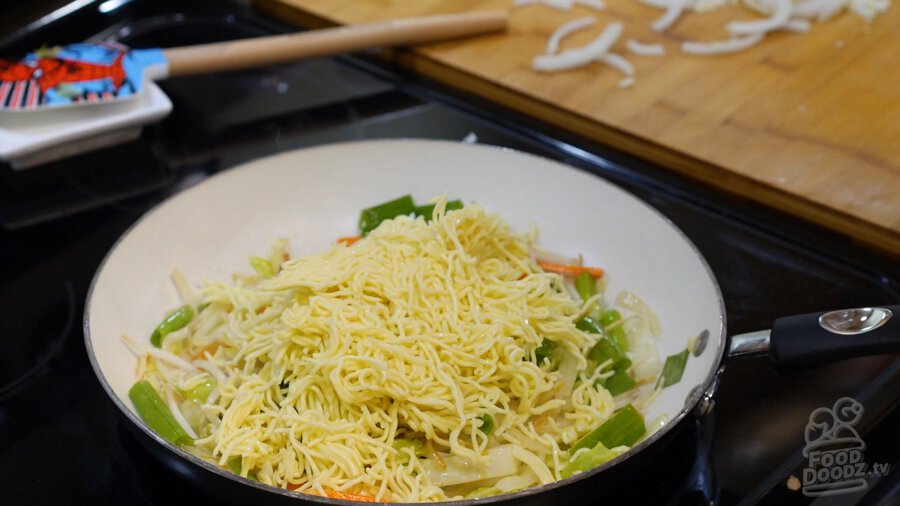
[256,0,900,256]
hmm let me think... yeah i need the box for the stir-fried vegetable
[322,491,376,502]
[576,315,603,336]
[571,404,646,452]
[536,260,604,278]
[359,195,464,236]
[477,414,496,436]
[601,367,637,396]
[337,236,361,246]
[249,256,276,278]
[574,271,597,302]
[579,308,638,396]
[466,486,502,499]
[358,195,417,235]
[534,339,555,365]
[561,442,629,478]
[393,438,425,464]
[415,199,463,221]
[422,444,519,487]
[585,332,625,366]
[297,487,378,502]
[600,309,628,352]
[129,380,193,446]
[227,457,258,481]
[149,305,194,348]
[178,377,215,403]
[657,348,690,389]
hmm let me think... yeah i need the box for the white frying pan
[84,140,899,504]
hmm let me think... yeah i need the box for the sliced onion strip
[727,0,792,34]
[515,0,575,10]
[575,0,607,9]
[533,21,624,72]
[122,335,198,372]
[618,76,637,88]
[626,39,666,56]
[167,387,200,439]
[546,16,598,54]
[781,18,812,32]
[597,52,635,76]
[635,0,671,8]
[681,33,765,54]
[651,0,687,32]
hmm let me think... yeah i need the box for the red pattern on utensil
[0,51,127,94]
[0,59,35,81]
[34,52,127,93]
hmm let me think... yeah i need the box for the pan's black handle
[769,305,900,371]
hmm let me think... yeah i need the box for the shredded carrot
[282,252,290,261]
[337,236,362,246]
[255,306,267,314]
[192,343,220,360]
[299,488,378,502]
[537,260,604,278]
[325,490,377,502]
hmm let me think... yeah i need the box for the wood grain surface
[255,0,900,256]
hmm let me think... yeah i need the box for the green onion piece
[358,195,416,235]
[574,272,597,303]
[180,378,216,403]
[392,438,424,455]
[561,442,629,478]
[576,315,604,335]
[571,404,646,452]
[227,457,258,481]
[414,199,463,222]
[128,380,193,446]
[392,438,425,464]
[657,348,690,389]
[587,336,625,367]
[249,256,276,278]
[601,310,628,352]
[604,370,637,396]
[150,305,194,348]
[414,204,436,219]
[613,356,632,373]
[599,309,622,326]
[594,356,636,395]
[534,339,555,365]
[477,414,495,436]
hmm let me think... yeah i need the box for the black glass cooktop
[1,1,897,505]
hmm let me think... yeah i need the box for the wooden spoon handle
[162,10,507,78]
